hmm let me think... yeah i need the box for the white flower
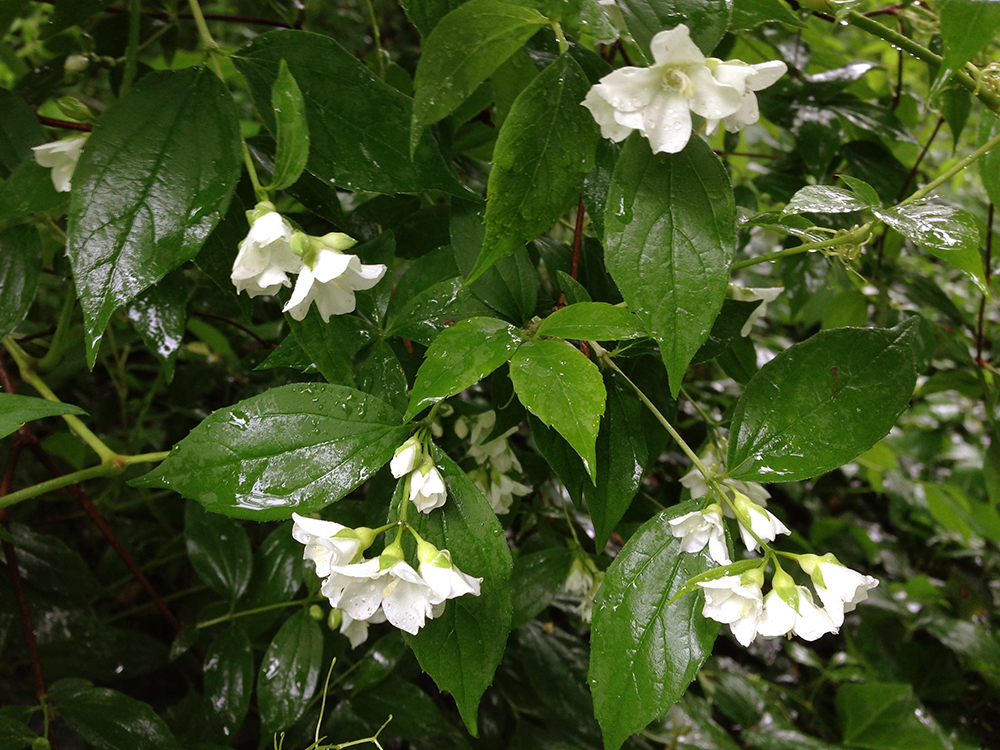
[703,59,787,135]
[463,411,522,474]
[409,461,448,513]
[417,546,482,605]
[730,285,784,336]
[575,570,604,622]
[64,54,89,75]
[698,571,764,647]
[390,435,422,478]
[32,136,87,193]
[679,443,771,506]
[799,554,879,627]
[471,466,531,515]
[564,558,594,596]
[338,609,386,649]
[283,235,386,322]
[581,24,745,154]
[323,556,438,636]
[668,504,731,564]
[731,489,790,553]
[756,585,837,641]
[231,207,302,297]
[291,513,371,577]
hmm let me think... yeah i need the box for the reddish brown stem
[897,116,944,202]
[713,149,783,160]
[977,203,994,365]
[35,114,94,133]
[571,195,585,281]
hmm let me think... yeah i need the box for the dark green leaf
[582,139,620,240]
[66,67,241,367]
[406,317,524,420]
[268,59,310,191]
[470,54,597,282]
[618,0,732,60]
[0,225,42,341]
[940,0,1000,74]
[537,302,644,341]
[939,85,972,148]
[349,631,409,696]
[257,609,324,732]
[204,626,253,737]
[3,523,103,599]
[511,547,574,628]
[357,339,409,415]
[410,0,549,152]
[837,683,950,750]
[49,679,183,750]
[731,0,804,29]
[404,446,514,737]
[385,277,495,345]
[528,413,588,508]
[873,202,988,296]
[241,523,304,639]
[0,394,87,440]
[288,307,371,387]
[728,319,919,482]
[692,299,760,364]
[235,30,467,196]
[589,503,721,750]
[0,159,66,223]
[0,88,45,177]
[0,714,36,750]
[586,371,648,550]
[979,117,1000,207]
[604,135,735,397]
[135,384,412,520]
[839,174,881,207]
[184,501,253,600]
[783,185,870,215]
[168,628,200,662]
[510,339,607,482]
[398,0,464,36]
[126,269,187,383]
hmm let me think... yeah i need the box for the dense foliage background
[1,1,998,749]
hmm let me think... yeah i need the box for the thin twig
[191,311,277,349]
[977,203,994,365]
[571,194,585,281]
[35,114,93,132]
[897,116,944,202]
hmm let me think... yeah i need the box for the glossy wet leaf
[403,447,514,736]
[589,503,721,750]
[204,626,253,738]
[604,135,735,397]
[537,302,644,341]
[0,225,42,341]
[510,339,607,482]
[288,307,371,387]
[406,316,524,420]
[357,339,409,415]
[126,270,187,383]
[134,384,412,520]
[268,59,310,191]
[782,185,870,215]
[0,393,86,440]
[728,319,919,482]
[241,523,304,639]
[837,683,950,750]
[410,0,548,152]
[587,371,648,550]
[168,628,199,662]
[235,30,467,196]
[349,631,409,696]
[257,609,324,732]
[873,202,988,296]
[184,501,253,601]
[618,0,731,60]
[66,67,241,367]
[49,679,184,750]
[385,276,495,345]
[470,54,597,283]
[511,547,574,628]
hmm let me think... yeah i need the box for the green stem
[732,222,872,270]
[37,286,76,372]
[196,595,323,629]
[242,142,268,202]
[332,715,392,750]
[901,128,1000,206]
[361,0,386,79]
[120,0,142,96]
[550,20,569,54]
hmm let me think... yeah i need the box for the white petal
[687,65,744,120]
[709,61,756,94]
[381,577,434,635]
[310,249,353,283]
[649,24,705,67]
[291,513,347,541]
[582,88,634,142]
[642,91,693,154]
[756,591,796,637]
[283,266,317,320]
[594,67,661,112]
[746,60,788,91]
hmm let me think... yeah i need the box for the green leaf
[537,302,645,341]
[0,88,45,176]
[469,54,597,283]
[0,225,43,340]
[586,371,648,550]
[0,714,36,750]
[49,679,183,750]
[134,384,412,520]
[257,609,324,733]
[510,339,607,482]
[404,446,514,737]
[126,269,187,383]
[873,202,989,297]
[940,0,1000,75]
[241,523,304,639]
[0,393,87,440]
[398,0,464,36]
[731,0,804,29]
[268,59,310,191]
[783,185,871,215]
[410,0,549,153]
[235,30,467,196]
[406,317,524,420]
[728,319,919,482]
[385,277,496,345]
[288,307,371,387]
[168,628,200,662]
[184,500,253,600]
[0,159,66,223]
[357,339,409,415]
[618,0,732,60]
[589,503,721,750]
[348,631,408,697]
[511,547,574,628]
[604,135,735,397]
[204,626,254,737]
[837,683,951,750]
[66,67,241,367]
[692,299,760,364]
[839,174,881,207]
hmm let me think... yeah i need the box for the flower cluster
[391,434,448,513]
[292,512,481,645]
[32,135,88,193]
[582,24,787,154]
[455,410,531,514]
[231,202,386,322]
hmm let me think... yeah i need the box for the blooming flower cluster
[292,512,481,645]
[455,410,531,514]
[391,434,448,513]
[32,135,88,193]
[231,202,386,322]
[581,24,787,154]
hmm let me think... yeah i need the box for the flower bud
[327,608,343,630]
[391,435,422,478]
[56,96,94,122]
[314,231,358,252]
[309,604,325,620]
[64,54,89,76]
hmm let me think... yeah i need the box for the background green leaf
[257,609,324,733]
[618,0,732,60]
[203,625,254,738]
[184,500,253,600]
[0,225,42,342]
[0,393,87,440]
[268,59,310,191]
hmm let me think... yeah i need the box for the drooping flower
[581,24,745,154]
[416,541,482,605]
[564,557,594,596]
[458,410,531,514]
[32,135,88,193]
[283,232,386,322]
[731,488,790,553]
[756,570,837,641]
[729,285,784,336]
[798,553,879,627]
[668,503,731,564]
[698,568,765,647]
[335,608,386,649]
[680,442,771,507]
[703,59,788,135]
[231,203,302,297]
[409,458,448,513]
[291,512,373,577]
[390,435,422,479]
[472,467,532,515]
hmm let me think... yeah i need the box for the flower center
[662,67,696,99]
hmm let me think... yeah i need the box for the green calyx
[246,200,277,224]
[379,538,405,570]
